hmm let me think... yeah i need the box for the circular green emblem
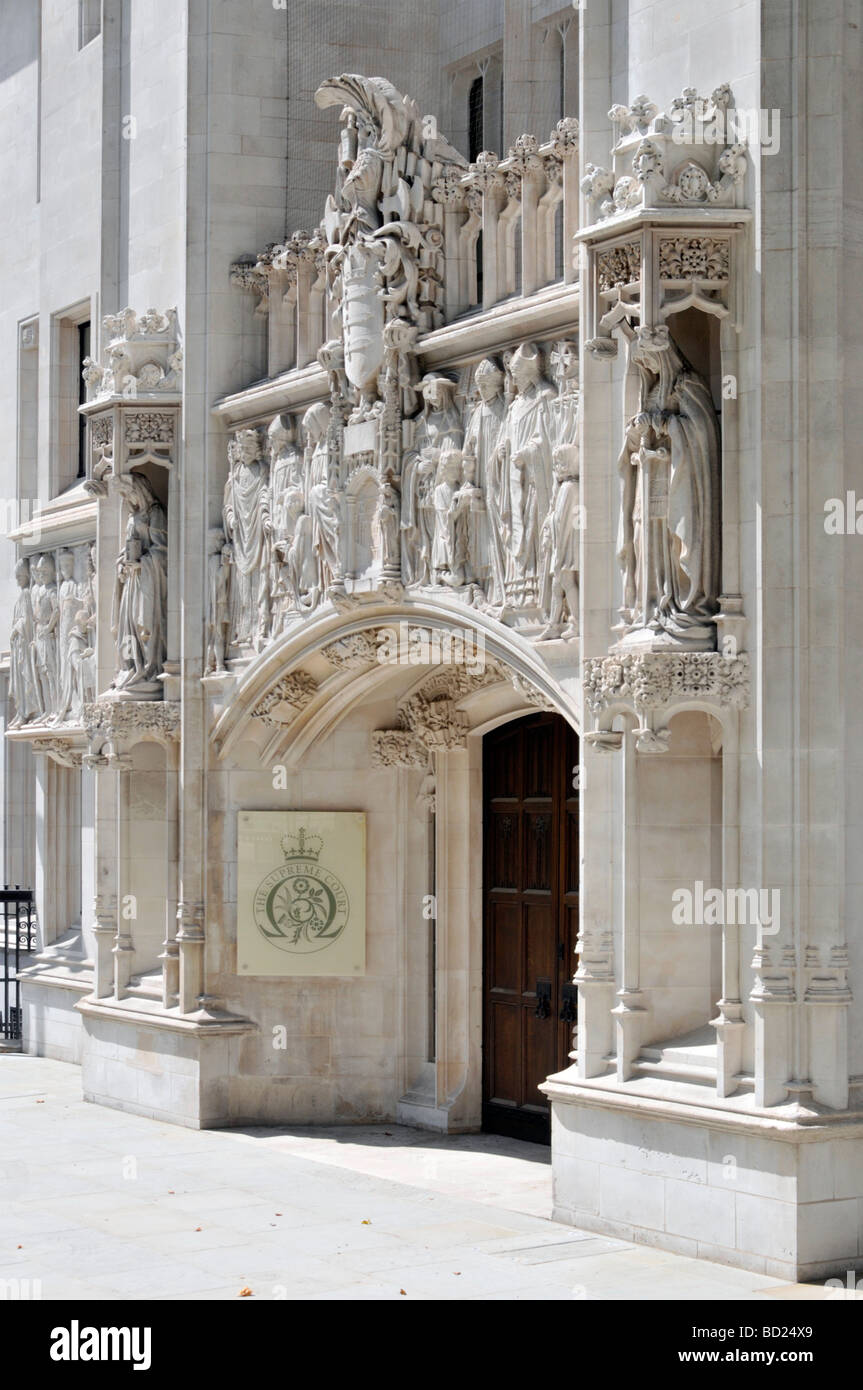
[253,857,350,954]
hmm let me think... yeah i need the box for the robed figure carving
[111,474,168,696]
[495,343,555,606]
[9,558,40,726]
[31,553,59,717]
[401,374,462,586]
[54,549,80,723]
[223,427,271,652]
[267,413,307,629]
[463,358,507,604]
[67,544,97,716]
[303,401,342,601]
[617,325,720,647]
[539,340,580,639]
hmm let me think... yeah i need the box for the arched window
[468,75,484,162]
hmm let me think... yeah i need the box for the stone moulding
[320,631,382,670]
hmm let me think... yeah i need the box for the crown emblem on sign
[281,827,324,862]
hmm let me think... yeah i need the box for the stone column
[712,716,745,1096]
[112,759,134,997]
[87,748,116,998]
[573,737,616,1078]
[611,725,645,1080]
[177,900,205,1015]
[160,741,180,1008]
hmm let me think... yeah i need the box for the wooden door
[482,712,579,1144]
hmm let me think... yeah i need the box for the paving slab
[0,1055,819,1301]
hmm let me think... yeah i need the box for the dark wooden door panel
[482,712,580,1145]
[488,900,521,994]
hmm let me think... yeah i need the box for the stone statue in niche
[431,446,463,586]
[616,324,720,647]
[303,401,342,601]
[54,549,81,724]
[67,543,97,717]
[463,358,507,604]
[31,553,59,718]
[538,340,580,639]
[222,427,271,651]
[551,339,579,451]
[453,447,490,596]
[401,374,462,586]
[111,474,168,697]
[539,449,580,640]
[376,473,400,576]
[9,557,40,727]
[495,342,555,607]
[205,528,232,673]
[267,413,306,630]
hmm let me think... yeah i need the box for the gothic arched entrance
[482,711,579,1144]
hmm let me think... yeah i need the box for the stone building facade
[1,0,861,1283]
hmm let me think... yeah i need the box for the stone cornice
[7,487,98,551]
[211,283,579,428]
[576,205,752,247]
[76,996,256,1036]
[540,1072,863,1137]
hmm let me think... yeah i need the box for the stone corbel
[371,659,514,762]
[230,258,270,316]
[83,698,181,761]
[582,221,746,359]
[582,650,750,750]
[27,734,87,768]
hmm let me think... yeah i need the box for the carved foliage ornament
[124,412,175,446]
[658,236,730,282]
[597,242,641,291]
[250,671,318,727]
[582,651,750,716]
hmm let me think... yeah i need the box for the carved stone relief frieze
[9,543,97,729]
[212,335,582,666]
[217,75,585,669]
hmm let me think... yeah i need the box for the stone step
[124,970,163,1001]
[635,1025,718,1087]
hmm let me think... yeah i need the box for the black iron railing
[1,889,37,1042]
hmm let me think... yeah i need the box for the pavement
[0,1055,849,1301]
